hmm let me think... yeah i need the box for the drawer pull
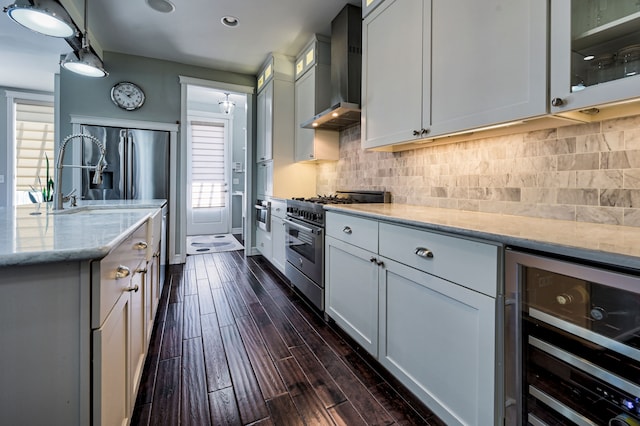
[415,247,434,258]
[343,226,353,234]
[115,265,131,279]
[134,241,148,250]
[126,285,139,293]
[136,267,147,274]
[369,257,384,267]
[370,257,377,263]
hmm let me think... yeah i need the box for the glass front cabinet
[551,0,640,114]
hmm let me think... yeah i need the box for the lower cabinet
[255,226,273,260]
[325,236,380,355]
[325,211,500,426]
[379,257,496,426]
[271,215,286,272]
[93,290,130,426]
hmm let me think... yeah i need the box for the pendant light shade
[59,0,107,78]
[4,0,75,37]
[219,93,235,114]
[60,46,107,77]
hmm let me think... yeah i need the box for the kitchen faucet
[53,133,107,210]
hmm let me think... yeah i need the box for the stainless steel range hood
[301,4,361,130]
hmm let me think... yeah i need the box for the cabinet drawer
[379,223,498,297]
[92,223,148,328]
[270,198,286,219]
[326,212,378,252]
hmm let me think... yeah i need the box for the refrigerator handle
[119,129,126,198]
[129,133,136,199]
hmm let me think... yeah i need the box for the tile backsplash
[316,115,640,227]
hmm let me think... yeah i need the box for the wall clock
[110,81,145,111]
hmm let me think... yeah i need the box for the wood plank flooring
[131,249,446,425]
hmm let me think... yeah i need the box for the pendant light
[4,0,75,37]
[60,0,107,77]
[219,93,235,114]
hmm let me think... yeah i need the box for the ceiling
[1,0,358,92]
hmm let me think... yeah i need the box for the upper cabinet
[362,0,386,18]
[255,53,317,198]
[362,0,547,150]
[362,0,430,149]
[430,0,547,137]
[550,0,640,116]
[294,35,339,162]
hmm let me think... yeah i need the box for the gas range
[286,191,390,227]
[283,190,389,312]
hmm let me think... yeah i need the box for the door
[128,129,169,200]
[187,118,231,235]
[81,125,124,200]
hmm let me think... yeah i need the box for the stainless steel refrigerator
[80,125,169,200]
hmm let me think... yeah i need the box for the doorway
[186,117,230,235]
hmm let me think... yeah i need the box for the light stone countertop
[0,199,166,267]
[324,203,640,270]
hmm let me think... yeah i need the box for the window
[14,101,55,204]
[190,121,226,208]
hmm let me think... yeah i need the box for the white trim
[178,76,255,95]
[69,115,179,132]
[4,90,55,208]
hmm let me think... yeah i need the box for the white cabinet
[255,226,273,260]
[362,0,547,149]
[256,80,273,162]
[362,0,386,18]
[294,35,339,162]
[325,210,501,426]
[550,0,640,116]
[379,257,496,426]
[270,198,287,273]
[255,53,316,198]
[326,236,380,355]
[430,0,547,137]
[362,0,429,149]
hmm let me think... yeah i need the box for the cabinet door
[295,69,317,161]
[93,292,130,426]
[379,257,496,426]
[430,0,547,137]
[362,0,430,149]
[550,0,640,114]
[256,82,273,162]
[256,161,273,198]
[255,226,273,260]
[271,215,286,273]
[325,236,379,355]
[129,269,146,411]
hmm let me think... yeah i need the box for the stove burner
[293,194,354,204]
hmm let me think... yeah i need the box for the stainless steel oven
[284,215,324,310]
[505,250,640,426]
[255,200,270,232]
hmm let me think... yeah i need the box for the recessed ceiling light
[146,0,175,13]
[221,16,239,28]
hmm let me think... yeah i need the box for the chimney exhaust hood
[301,4,362,130]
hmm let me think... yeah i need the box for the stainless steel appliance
[505,250,640,426]
[284,190,389,311]
[80,125,170,200]
[255,199,271,232]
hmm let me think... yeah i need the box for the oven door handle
[283,218,316,234]
[255,204,268,210]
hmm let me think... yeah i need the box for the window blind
[190,121,226,208]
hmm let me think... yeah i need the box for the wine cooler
[505,250,640,426]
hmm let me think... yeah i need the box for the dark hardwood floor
[131,248,446,425]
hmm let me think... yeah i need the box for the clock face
[110,82,145,111]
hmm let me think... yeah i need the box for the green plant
[43,153,54,202]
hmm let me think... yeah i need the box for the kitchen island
[0,199,166,426]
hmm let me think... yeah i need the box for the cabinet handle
[134,241,148,250]
[421,128,430,136]
[342,226,352,234]
[415,247,434,258]
[115,265,131,279]
[136,267,147,274]
[153,251,160,258]
[412,130,421,137]
[551,97,565,107]
[370,257,377,263]
[126,284,139,292]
